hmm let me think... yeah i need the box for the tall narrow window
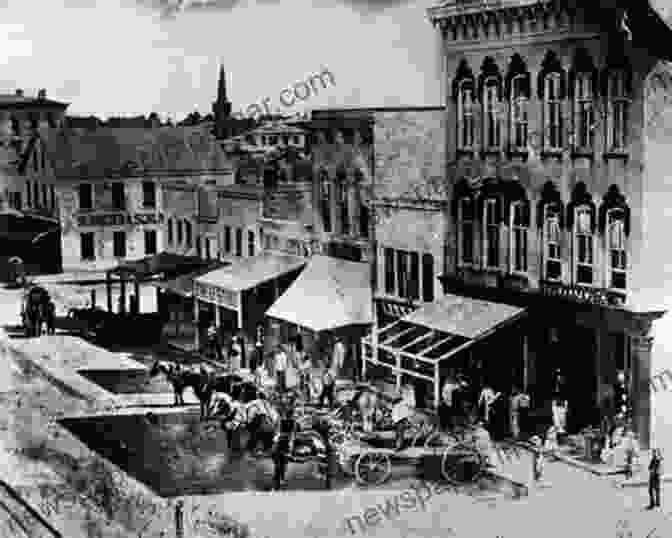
[608,209,627,290]
[458,79,476,151]
[26,182,31,208]
[574,73,594,149]
[384,247,395,295]
[574,206,594,285]
[483,198,500,269]
[235,228,243,257]
[458,197,475,265]
[248,230,255,257]
[80,232,95,261]
[409,252,420,301]
[510,201,529,273]
[177,220,183,245]
[113,231,126,258]
[359,202,369,238]
[320,170,331,232]
[422,254,435,303]
[185,221,192,248]
[397,250,409,300]
[167,218,174,244]
[337,179,349,235]
[224,226,232,253]
[544,73,563,150]
[544,205,562,280]
[483,77,501,150]
[78,183,92,210]
[142,181,156,208]
[112,182,125,210]
[50,185,55,209]
[607,71,629,151]
[510,74,529,150]
[144,230,157,255]
[33,182,39,208]
[41,184,47,207]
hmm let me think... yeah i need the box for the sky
[0,0,444,120]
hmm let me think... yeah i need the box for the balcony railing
[538,280,625,307]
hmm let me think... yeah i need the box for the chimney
[37,89,46,99]
[15,89,23,97]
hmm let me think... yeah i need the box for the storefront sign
[77,213,164,227]
[194,282,239,310]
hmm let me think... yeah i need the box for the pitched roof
[40,125,230,179]
[0,94,68,108]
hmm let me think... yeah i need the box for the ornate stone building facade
[427,0,672,447]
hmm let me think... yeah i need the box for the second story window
[574,73,595,150]
[384,247,395,295]
[510,74,529,150]
[544,205,562,280]
[185,221,192,248]
[483,198,500,269]
[458,197,475,265]
[483,77,501,150]
[248,230,255,257]
[235,228,243,257]
[112,182,125,210]
[224,226,232,253]
[337,178,349,235]
[422,253,435,303]
[177,220,183,245]
[510,201,529,273]
[167,218,174,244]
[142,181,156,208]
[79,183,93,211]
[574,205,595,285]
[544,73,563,150]
[458,79,476,151]
[606,70,630,152]
[320,170,331,233]
[607,208,627,290]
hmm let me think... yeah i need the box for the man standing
[648,448,663,509]
[272,406,297,490]
[253,324,264,374]
[274,346,288,393]
[439,377,459,431]
[332,337,345,378]
[319,367,336,409]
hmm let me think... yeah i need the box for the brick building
[399,0,672,447]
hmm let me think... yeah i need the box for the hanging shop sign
[77,212,165,227]
[194,282,240,310]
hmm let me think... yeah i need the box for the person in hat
[648,448,663,509]
[274,346,288,393]
[332,337,346,377]
[319,365,336,409]
[272,406,298,490]
[530,435,544,483]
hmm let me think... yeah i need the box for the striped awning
[380,301,416,319]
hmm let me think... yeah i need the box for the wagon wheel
[424,431,456,453]
[355,451,392,486]
[337,449,356,476]
[441,444,484,484]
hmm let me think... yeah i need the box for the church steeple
[212,62,233,140]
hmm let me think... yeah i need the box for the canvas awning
[155,261,227,298]
[402,293,526,340]
[265,255,372,332]
[195,252,307,294]
[109,252,209,281]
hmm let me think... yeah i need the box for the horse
[198,374,256,419]
[215,394,280,456]
[149,360,209,417]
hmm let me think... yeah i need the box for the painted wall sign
[194,281,240,310]
[77,213,165,227]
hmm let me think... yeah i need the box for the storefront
[362,294,527,409]
[265,255,373,379]
[193,252,307,365]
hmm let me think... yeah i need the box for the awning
[195,252,306,293]
[155,261,227,298]
[265,255,372,332]
[109,252,210,281]
[402,293,526,340]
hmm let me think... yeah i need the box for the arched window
[177,219,184,245]
[458,197,475,265]
[544,204,562,280]
[606,70,630,151]
[538,52,566,151]
[573,205,595,285]
[458,79,476,150]
[607,208,627,290]
[510,74,529,150]
[167,218,174,245]
[185,220,192,248]
[354,170,369,238]
[510,200,529,273]
[482,198,500,269]
[224,226,232,253]
[336,169,349,235]
[248,230,255,257]
[235,228,243,257]
[483,77,501,150]
[570,49,598,151]
[319,169,331,232]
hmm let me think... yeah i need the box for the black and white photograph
[1,0,672,537]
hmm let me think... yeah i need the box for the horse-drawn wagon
[20,285,51,337]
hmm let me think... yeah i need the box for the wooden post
[175,500,184,538]
[193,298,200,351]
[90,289,96,309]
[119,278,126,314]
[106,271,112,312]
[522,332,529,392]
[434,363,440,409]
[134,279,141,313]
[395,352,401,391]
